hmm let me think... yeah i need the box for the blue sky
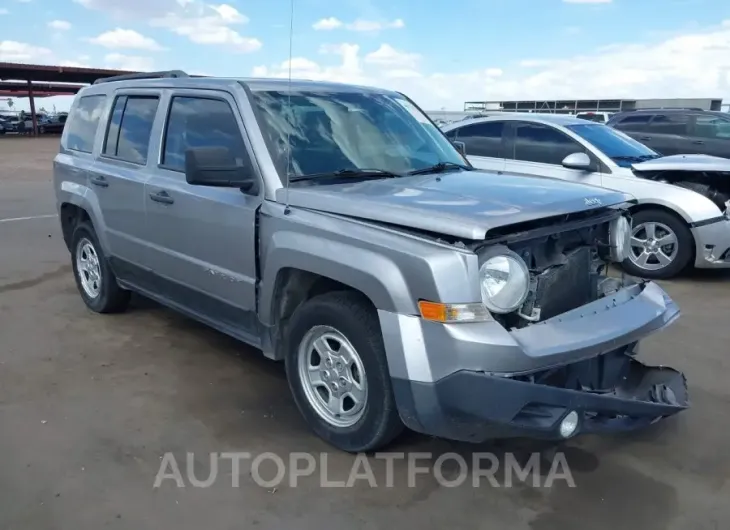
[2,0,730,110]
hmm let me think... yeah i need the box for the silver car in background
[442,114,730,279]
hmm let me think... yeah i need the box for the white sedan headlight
[609,215,632,262]
[479,251,530,314]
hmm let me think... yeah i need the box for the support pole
[27,80,38,137]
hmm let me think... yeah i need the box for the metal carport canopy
[0,62,140,135]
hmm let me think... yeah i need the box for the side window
[693,115,730,139]
[513,123,585,165]
[444,129,458,140]
[65,95,107,153]
[161,96,250,172]
[455,121,505,157]
[102,95,159,164]
[648,113,689,135]
[614,114,653,132]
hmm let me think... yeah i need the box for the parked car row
[441,113,730,279]
[54,72,689,453]
[0,113,67,135]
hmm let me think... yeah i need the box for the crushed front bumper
[379,279,688,442]
[692,217,730,269]
[391,348,688,442]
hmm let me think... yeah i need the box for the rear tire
[622,209,693,280]
[284,291,404,452]
[70,221,130,313]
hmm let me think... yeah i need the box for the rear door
[610,113,655,145]
[639,113,691,155]
[446,120,507,172]
[503,121,604,187]
[143,90,262,339]
[686,113,730,158]
[92,90,160,267]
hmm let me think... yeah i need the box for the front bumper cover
[392,347,689,442]
[692,217,730,269]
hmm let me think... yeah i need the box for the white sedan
[441,114,730,279]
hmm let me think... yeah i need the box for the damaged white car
[442,114,730,279]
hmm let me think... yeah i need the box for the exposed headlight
[609,215,632,262]
[479,251,530,314]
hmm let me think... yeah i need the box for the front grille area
[532,246,595,320]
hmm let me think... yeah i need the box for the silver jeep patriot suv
[53,71,688,452]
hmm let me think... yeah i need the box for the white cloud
[0,8,9,15]
[312,17,404,32]
[365,44,420,69]
[48,20,72,31]
[313,17,342,30]
[89,28,164,51]
[104,53,155,71]
[150,3,261,53]
[0,41,52,62]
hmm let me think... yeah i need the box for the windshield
[249,89,465,180]
[567,123,659,167]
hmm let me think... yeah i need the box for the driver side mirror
[185,146,258,193]
[452,140,467,156]
[561,152,593,171]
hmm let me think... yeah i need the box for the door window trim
[98,90,162,167]
[155,89,264,197]
[504,120,610,173]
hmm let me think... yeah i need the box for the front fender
[257,202,481,326]
[613,175,724,223]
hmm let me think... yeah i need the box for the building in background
[463,98,725,114]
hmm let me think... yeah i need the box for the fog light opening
[559,411,579,439]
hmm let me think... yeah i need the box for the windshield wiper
[289,168,403,183]
[407,161,473,175]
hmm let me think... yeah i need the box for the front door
[687,113,730,158]
[502,121,604,188]
[143,91,262,341]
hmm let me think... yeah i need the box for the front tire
[622,209,693,280]
[284,291,404,452]
[71,221,130,313]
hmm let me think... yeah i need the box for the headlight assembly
[479,248,530,314]
[609,215,632,262]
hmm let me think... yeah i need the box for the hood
[632,154,730,173]
[278,169,633,240]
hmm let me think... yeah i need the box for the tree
[6,98,13,109]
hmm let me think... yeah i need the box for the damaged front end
[631,154,730,215]
[400,206,691,442]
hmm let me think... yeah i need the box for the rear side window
[648,113,689,135]
[66,95,107,153]
[161,96,250,172]
[512,122,585,165]
[693,114,730,139]
[613,114,653,132]
[454,121,505,157]
[102,95,159,165]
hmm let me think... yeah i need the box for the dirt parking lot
[1,137,730,530]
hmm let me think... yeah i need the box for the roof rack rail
[625,107,704,112]
[93,70,190,85]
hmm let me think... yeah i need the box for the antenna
[284,0,294,215]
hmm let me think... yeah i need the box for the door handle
[692,140,705,145]
[149,190,174,205]
[90,175,109,188]
[639,136,652,141]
